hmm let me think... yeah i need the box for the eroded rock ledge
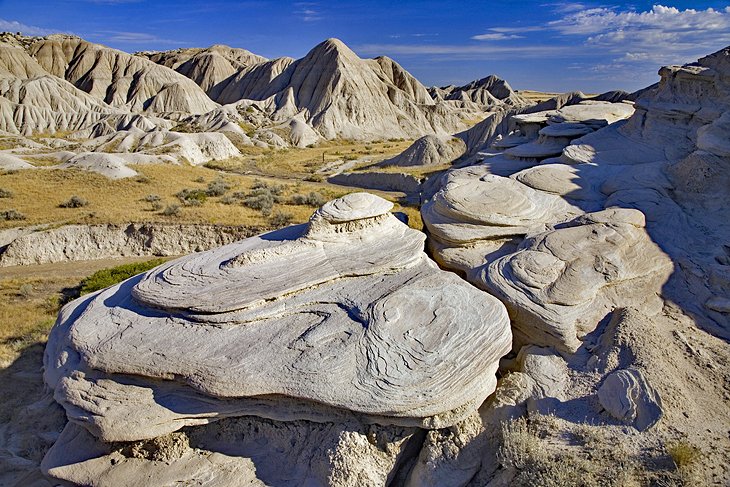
[41,192,512,485]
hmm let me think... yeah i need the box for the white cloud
[294,3,323,21]
[544,2,587,14]
[487,26,546,34]
[549,5,730,54]
[0,18,59,36]
[471,33,523,41]
[98,31,182,44]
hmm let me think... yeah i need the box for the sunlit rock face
[42,192,512,485]
[424,47,730,352]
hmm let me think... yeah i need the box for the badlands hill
[0,33,526,176]
[138,44,267,98]
[148,38,482,140]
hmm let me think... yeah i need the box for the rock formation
[417,49,730,483]
[0,223,259,266]
[378,135,466,168]
[41,193,512,485]
[137,45,267,99]
[28,35,218,114]
[430,75,529,108]
[207,39,476,140]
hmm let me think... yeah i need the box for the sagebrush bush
[206,179,231,197]
[59,195,88,208]
[143,194,161,203]
[1,209,25,220]
[269,211,293,228]
[18,283,34,299]
[0,188,12,198]
[243,189,276,216]
[161,204,180,216]
[291,192,326,207]
[175,188,207,206]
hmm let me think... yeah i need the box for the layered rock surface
[424,48,730,353]
[42,193,512,485]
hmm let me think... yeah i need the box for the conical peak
[307,38,359,62]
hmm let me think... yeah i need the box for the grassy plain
[0,139,422,366]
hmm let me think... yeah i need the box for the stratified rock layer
[43,193,511,484]
[423,48,730,352]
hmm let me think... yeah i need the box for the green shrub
[59,195,88,208]
[291,192,326,207]
[175,188,207,206]
[143,194,161,203]
[0,188,12,198]
[79,258,168,295]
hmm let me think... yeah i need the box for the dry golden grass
[209,139,412,178]
[0,257,158,367]
[0,164,345,229]
[517,90,564,103]
[517,90,599,103]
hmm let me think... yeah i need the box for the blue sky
[2,1,730,92]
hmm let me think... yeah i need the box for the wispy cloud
[0,18,61,36]
[389,33,440,39]
[542,2,587,14]
[471,33,523,41]
[294,2,323,22]
[94,30,184,44]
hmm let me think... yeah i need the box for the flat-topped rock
[45,193,512,451]
[539,122,594,138]
[422,165,581,244]
[315,192,393,222]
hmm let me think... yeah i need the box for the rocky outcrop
[0,223,258,266]
[42,193,511,485]
[597,368,663,431]
[431,75,529,108]
[424,46,730,353]
[378,135,466,167]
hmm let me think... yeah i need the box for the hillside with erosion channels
[0,27,728,487]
